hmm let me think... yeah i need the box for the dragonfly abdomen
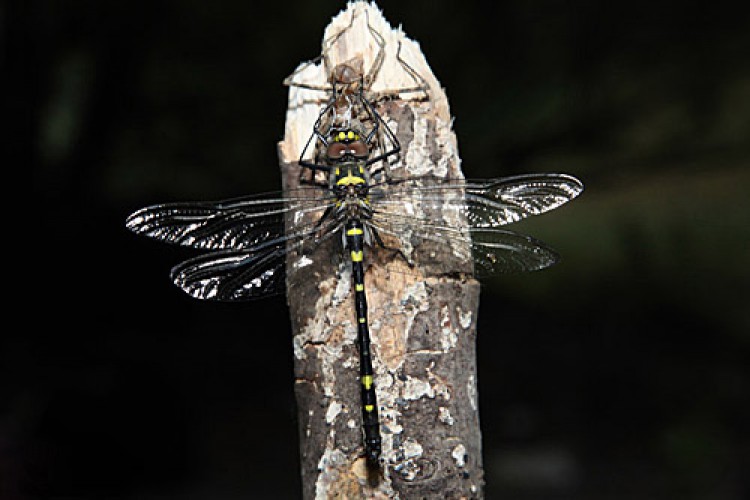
[345,220,381,463]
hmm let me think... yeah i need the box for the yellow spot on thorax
[336,174,366,186]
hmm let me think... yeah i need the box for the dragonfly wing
[371,173,583,228]
[125,188,334,250]
[369,173,579,275]
[369,214,558,275]
[171,246,288,301]
[465,173,584,226]
[169,216,345,301]
[470,227,559,275]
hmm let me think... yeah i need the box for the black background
[12,0,750,498]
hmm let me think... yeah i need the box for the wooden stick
[278,2,484,497]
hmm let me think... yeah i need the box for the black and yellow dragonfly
[125,124,583,465]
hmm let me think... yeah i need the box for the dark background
[11,0,750,498]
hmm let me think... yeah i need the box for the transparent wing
[125,187,336,250]
[370,173,583,228]
[470,228,559,274]
[367,173,581,275]
[369,216,559,275]
[170,215,345,301]
[464,173,584,226]
[171,247,288,301]
[128,172,582,298]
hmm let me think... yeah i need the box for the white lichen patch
[403,438,424,460]
[403,375,435,400]
[292,336,306,361]
[452,444,467,467]
[439,305,458,351]
[468,375,477,411]
[403,280,429,306]
[402,200,415,217]
[325,400,343,424]
[438,407,455,426]
[331,268,352,305]
[293,254,314,270]
[457,306,473,330]
[387,422,403,434]
[380,371,395,389]
[393,438,425,481]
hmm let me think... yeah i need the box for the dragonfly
[125,118,583,464]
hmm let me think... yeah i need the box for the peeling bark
[278,2,484,498]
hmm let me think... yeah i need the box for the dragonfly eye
[350,140,369,159]
[327,142,346,159]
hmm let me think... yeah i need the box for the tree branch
[278,2,484,497]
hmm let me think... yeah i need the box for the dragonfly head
[326,128,369,163]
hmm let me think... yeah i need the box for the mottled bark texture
[278,2,484,498]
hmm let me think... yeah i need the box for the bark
[278,2,484,498]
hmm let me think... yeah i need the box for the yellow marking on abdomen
[351,250,363,262]
[355,283,364,291]
[346,228,364,236]
[362,375,373,389]
[359,317,366,323]
[365,405,374,412]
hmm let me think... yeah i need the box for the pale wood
[278,2,484,498]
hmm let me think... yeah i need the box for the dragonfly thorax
[331,162,371,216]
[332,163,368,186]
